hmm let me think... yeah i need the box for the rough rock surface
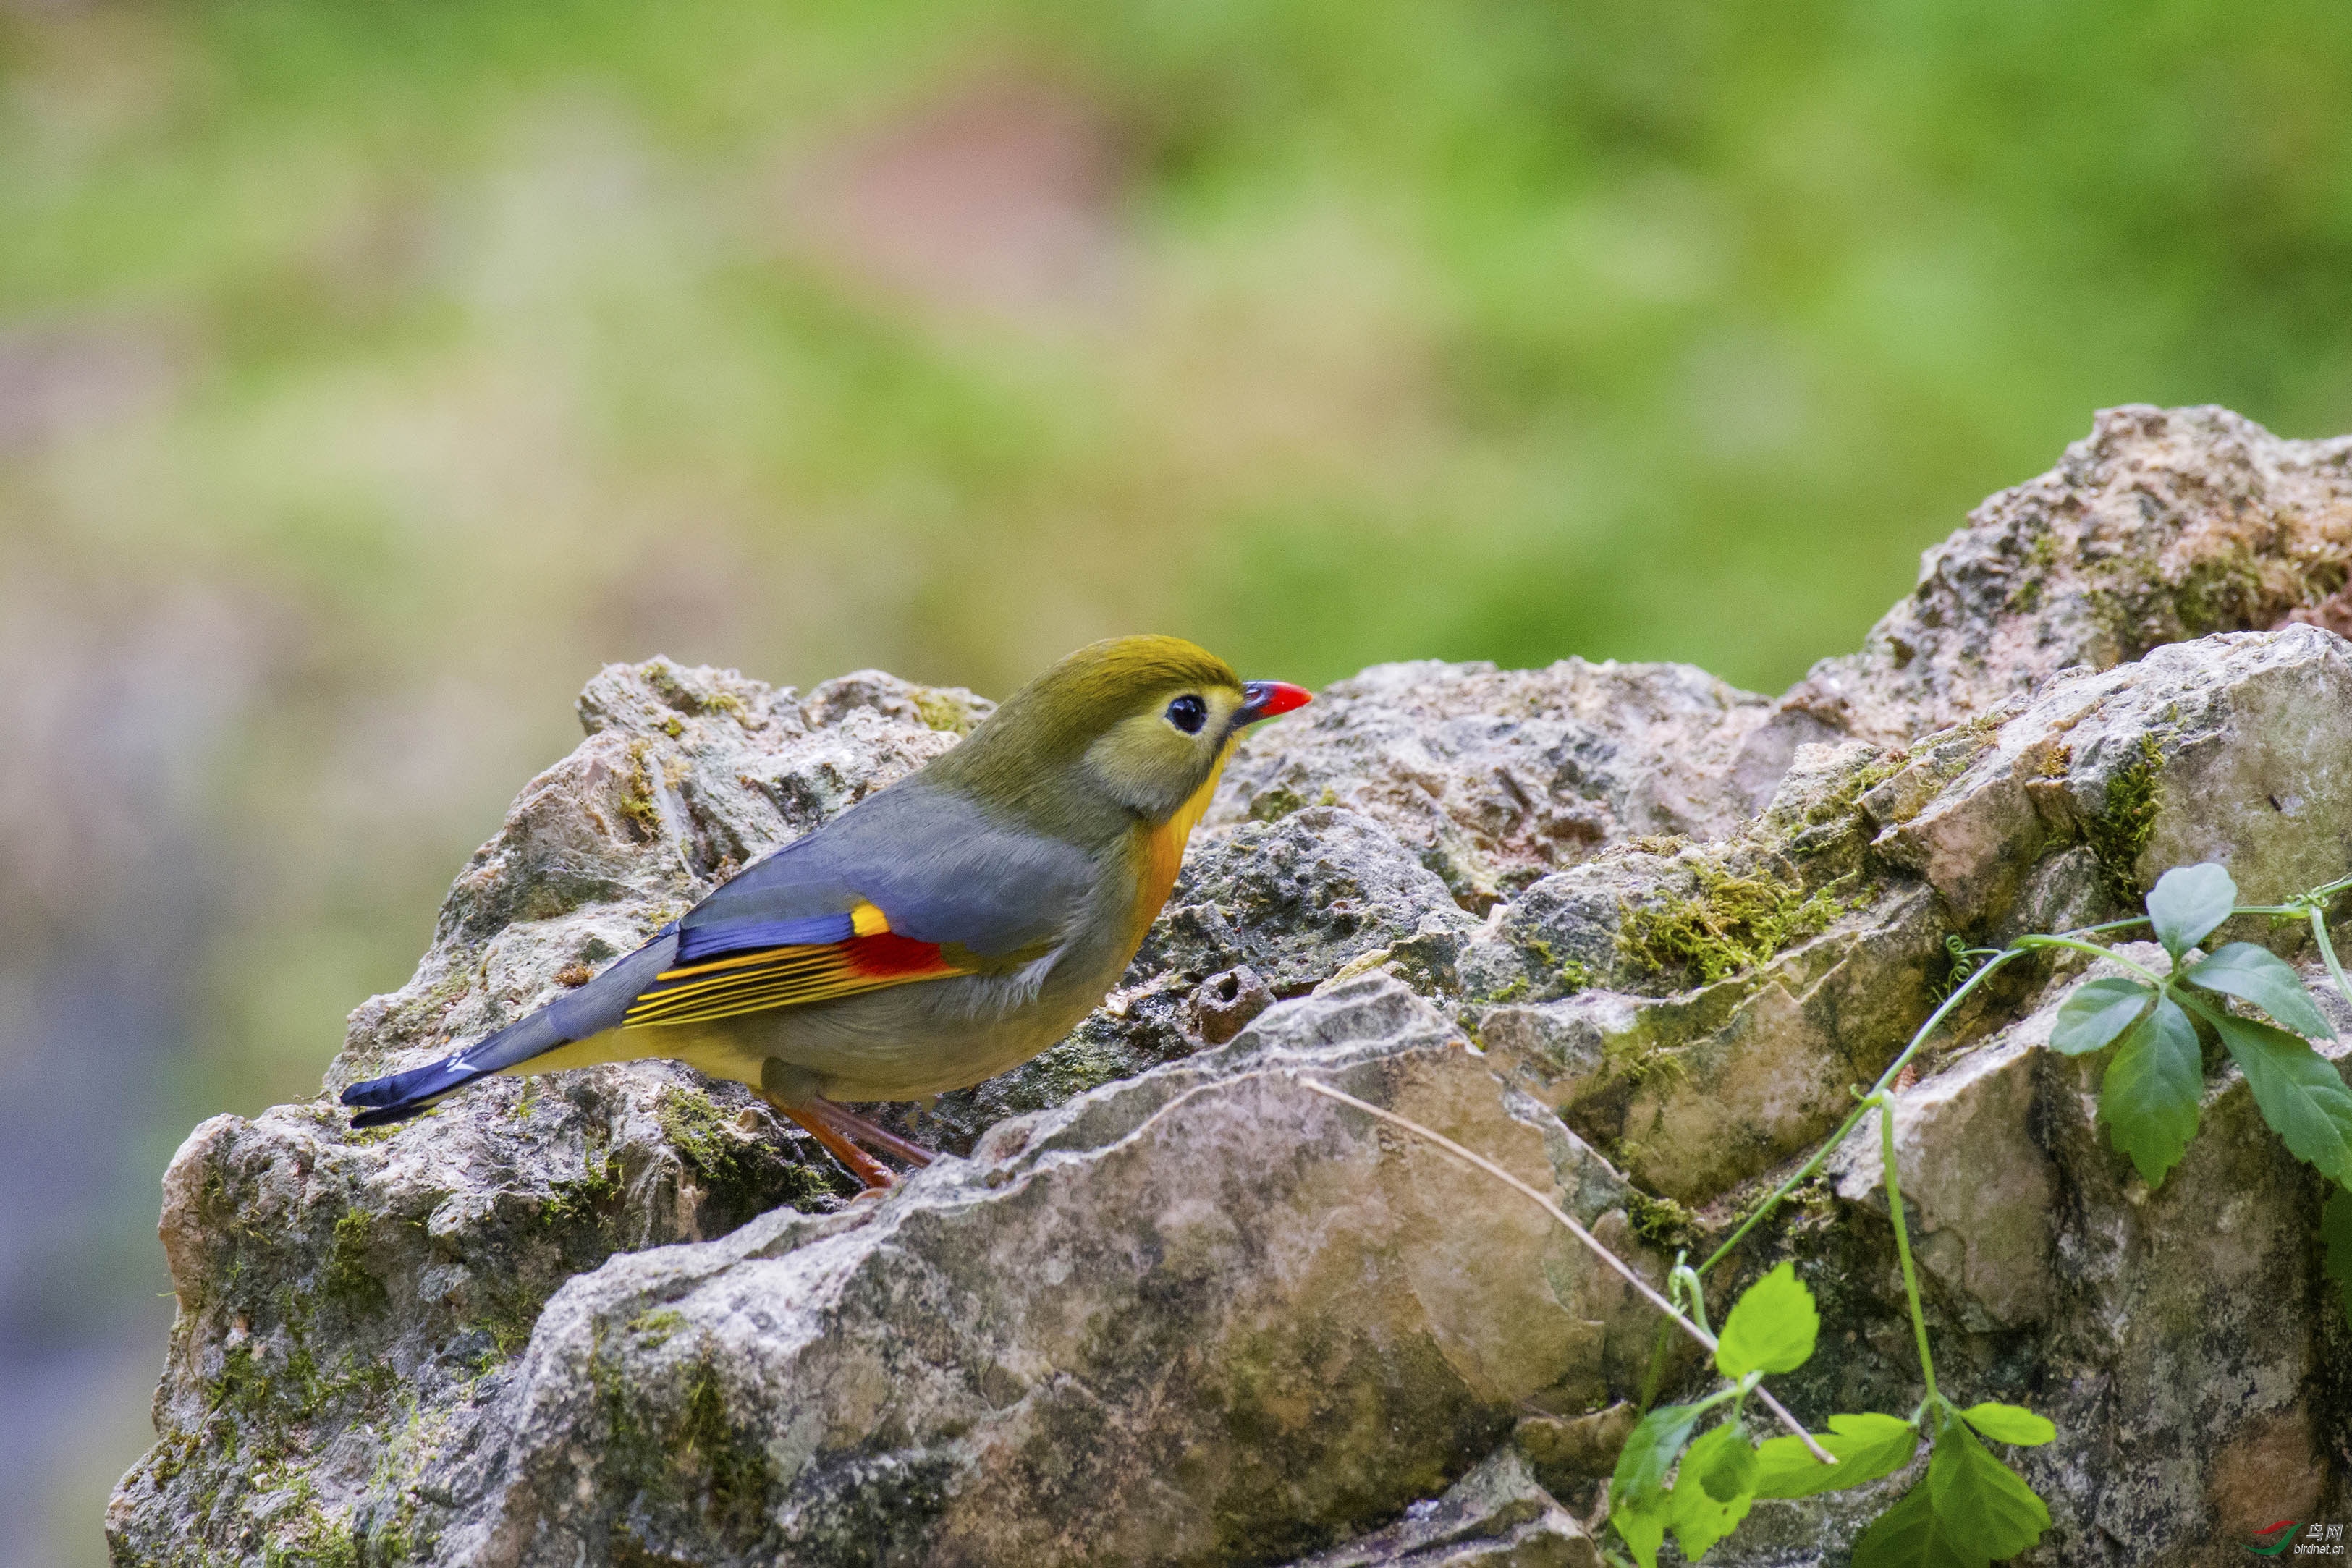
[1788,403,2352,744]
[108,407,2352,1567]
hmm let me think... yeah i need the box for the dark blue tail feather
[340,928,680,1128]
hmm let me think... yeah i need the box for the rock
[1866,624,2352,922]
[1210,657,1801,905]
[1277,1449,1601,1568]
[1798,942,2352,1565]
[131,978,1659,1567]
[1788,403,2352,745]
[109,410,2352,1566]
[1193,966,1276,1045]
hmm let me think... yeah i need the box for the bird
[340,635,1312,1190]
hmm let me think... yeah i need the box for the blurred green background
[6,0,2352,1559]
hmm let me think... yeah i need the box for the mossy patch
[2170,548,2267,637]
[2084,734,2164,904]
[912,687,981,734]
[1617,865,1850,987]
[620,739,664,839]
[1521,936,1594,996]
[542,1151,627,1233]
[677,1364,772,1535]
[1244,784,1338,826]
[646,661,750,723]
[591,1328,774,1544]
[475,1285,545,1361]
[261,1508,361,1568]
[321,1209,389,1315]
[629,1307,688,1347]
[1248,786,1308,823]
[656,1088,838,1224]
[1625,1191,1701,1253]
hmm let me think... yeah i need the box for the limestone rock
[1866,624,2352,923]
[1788,403,2352,745]
[1210,656,1803,904]
[1798,943,2352,1565]
[1277,1450,1601,1568]
[143,978,1657,1567]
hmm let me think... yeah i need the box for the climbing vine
[1325,859,2352,1567]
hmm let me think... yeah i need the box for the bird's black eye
[1165,695,1207,734]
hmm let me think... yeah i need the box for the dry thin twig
[1295,1077,1837,1465]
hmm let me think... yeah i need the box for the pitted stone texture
[1277,1449,1600,1568]
[417,979,1659,1567]
[1869,625,2352,924]
[1788,404,2352,745]
[1211,657,1803,905]
[1481,887,1945,1203]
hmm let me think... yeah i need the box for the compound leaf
[1755,1412,1920,1499]
[2184,943,2332,1039]
[2147,863,2236,959]
[2097,995,2202,1187]
[2049,977,2154,1056]
[1715,1261,1819,1380]
[2214,1013,2352,1187]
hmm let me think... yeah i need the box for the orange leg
[806,1097,937,1169]
[766,1097,896,1192]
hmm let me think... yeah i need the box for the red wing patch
[622,909,963,1030]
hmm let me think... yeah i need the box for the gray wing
[679,779,1098,965]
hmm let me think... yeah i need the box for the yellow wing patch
[622,902,961,1030]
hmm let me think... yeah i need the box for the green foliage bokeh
[9,3,2352,1555]
[7,0,2352,1239]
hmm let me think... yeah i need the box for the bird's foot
[762,1093,939,1192]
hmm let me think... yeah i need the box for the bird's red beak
[1238,680,1314,724]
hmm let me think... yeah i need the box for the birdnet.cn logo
[2249,1520,2347,1556]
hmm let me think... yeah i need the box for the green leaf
[1926,1415,2050,1562]
[1714,1261,1819,1379]
[2147,863,2236,958]
[2049,976,2155,1056]
[1850,1479,1966,1568]
[1958,1402,2056,1446]
[2213,1013,2352,1186]
[1609,1402,1701,1567]
[2097,995,2202,1187]
[2323,1187,2352,1329]
[1668,1420,1759,1560]
[1755,1412,1921,1499]
[1611,1491,1668,1568]
[2184,943,2333,1039]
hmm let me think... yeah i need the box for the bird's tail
[340,927,681,1128]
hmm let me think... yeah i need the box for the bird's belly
[693,966,1106,1102]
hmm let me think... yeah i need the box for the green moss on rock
[322,1209,388,1315]
[2084,734,2165,903]
[1617,865,1849,987]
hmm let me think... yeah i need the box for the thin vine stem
[2310,907,2352,1012]
[1696,946,2026,1276]
[2010,931,2171,986]
[1294,1077,1837,1464]
[1875,1093,1938,1404]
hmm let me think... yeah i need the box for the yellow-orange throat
[1133,741,1234,945]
